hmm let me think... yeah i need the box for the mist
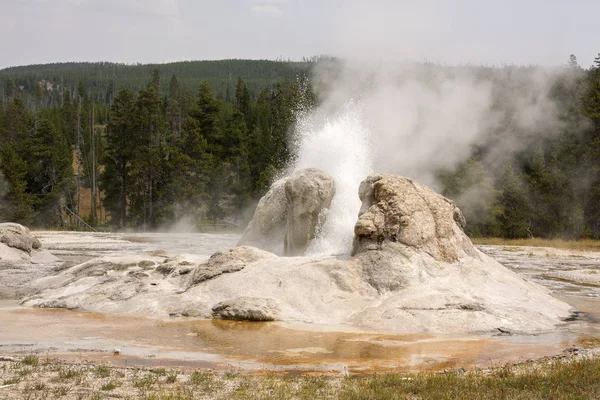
[287,1,583,253]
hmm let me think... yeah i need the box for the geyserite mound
[22,174,573,335]
[353,174,475,261]
[239,168,335,256]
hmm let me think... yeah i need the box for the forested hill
[0,59,311,103]
[6,54,600,240]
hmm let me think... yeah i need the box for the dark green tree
[29,119,73,226]
[101,89,136,227]
[0,144,35,224]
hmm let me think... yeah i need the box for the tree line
[4,56,600,239]
[0,60,311,108]
[0,66,311,229]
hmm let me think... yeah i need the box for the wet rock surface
[477,245,600,297]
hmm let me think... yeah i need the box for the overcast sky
[1,0,600,69]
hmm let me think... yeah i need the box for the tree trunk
[120,160,127,228]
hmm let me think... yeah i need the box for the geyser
[24,174,572,334]
[286,59,572,256]
[292,103,373,256]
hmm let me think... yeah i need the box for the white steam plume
[289,61,574,256]
[286,1,578,255]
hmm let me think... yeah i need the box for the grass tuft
[133,373,158,389]
[94,365,111,378]
[166,371,178,384]
[101,380,121,391]
[57,366,81,381]
[22,355,39,366]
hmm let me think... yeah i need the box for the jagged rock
[352,174,477,262]
[238,178,289,254]
[212,297,280,321]
[0,223,42,253]
[284,169,336,256]
[189,246,275,286]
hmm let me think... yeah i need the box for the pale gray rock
[212,297,280,321]
[189,246,275,286]
[0,223,60,299]
[239,169,336,256]
[238,178,289,254]
[181,303,212,318]
[284,169,336,256]
[0,223,42,253]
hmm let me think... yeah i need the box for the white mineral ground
[1,175,599,372]
[0,229,599,372]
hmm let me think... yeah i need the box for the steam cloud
[289,2,580,255]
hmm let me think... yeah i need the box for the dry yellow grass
[2,354,600,400]
[471,237,600,251]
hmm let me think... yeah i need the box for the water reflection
[0,302,586,373]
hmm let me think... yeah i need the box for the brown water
[1,299,592,374]
[3,233,599,374]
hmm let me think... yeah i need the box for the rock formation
[212,297,280,321]
[238,178,289,254]
[22,175,573,335]
[0,223,60,299]
[284,168,336,256]
[190,246,275,286]
[352,174,475,261]
[0,223,43,255]
[239,168,335,256]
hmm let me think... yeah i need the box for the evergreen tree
[235,77,253,128]
[193,81,222,154]
[1,98,30,145]
[224,109,251,210]
[101,89,135,227]
[0,144,35,224]
[439,157,498,237]
[128,86,164,228]
[594,53,600,69]
[149,68,161,92]
[29,119,73,226]
[495,164,532,238]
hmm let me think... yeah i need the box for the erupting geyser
[292,103,373,256]
[23,171,573,335]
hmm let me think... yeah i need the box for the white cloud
[250,0,288,18]
[103,0,180,17]
[251,4,282,17]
